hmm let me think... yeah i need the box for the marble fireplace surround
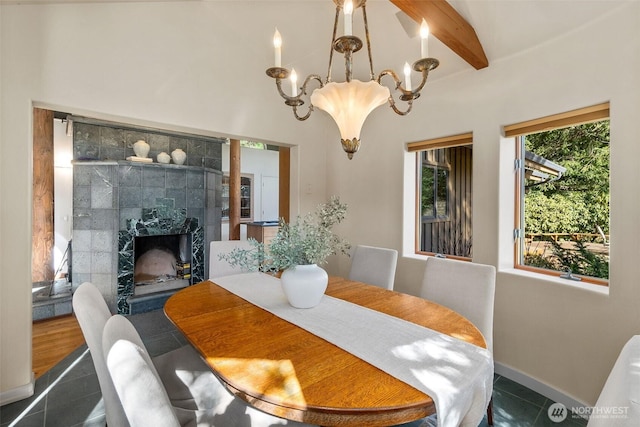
[118,207,204,314]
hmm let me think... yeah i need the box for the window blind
[503,102,610,137]
[407,132,473,152]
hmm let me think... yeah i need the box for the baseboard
[495,361,590,411]
[0,373,35,406]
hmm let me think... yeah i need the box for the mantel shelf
[72,160,222,174]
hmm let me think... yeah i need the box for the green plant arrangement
[219,196,351,273]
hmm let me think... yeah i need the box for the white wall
[1,0,639,407]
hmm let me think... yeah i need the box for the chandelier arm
[410,57,440,96]
[377,70,414,116]
[388,97,413,116]
[301,74,324,95]
[274,78,302,103]
[361,3,375,81]
[292,104,314,121]
[410,69,431,97]
[292,74,323,120]
[274,73,323,121]
[377,69,403,91]
[378,68,425,99]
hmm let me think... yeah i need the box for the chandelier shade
[266,0,439,159]
[310,80,389,158]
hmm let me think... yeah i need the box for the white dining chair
[209,240,256,279]
[107,339,180,427]
[72,282,221,415]
[73,282,130,427]
[103,316,193,427]
[103,314,314,427]
[587,335,640,427]
[348,245,398,290]
[419,256,496,425]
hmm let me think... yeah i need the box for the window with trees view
[408,133,473,259]
[422,165,448,220]
[511,105,610,284]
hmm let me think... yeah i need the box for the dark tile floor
[0,310,588,427]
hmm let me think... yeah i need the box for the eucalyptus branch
[219,196,351,274]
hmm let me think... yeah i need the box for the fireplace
[118,207,205,314]
[133,233,192,295]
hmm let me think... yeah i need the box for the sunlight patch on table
[208,357,306,406]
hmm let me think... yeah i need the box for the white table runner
[213,272,493,427]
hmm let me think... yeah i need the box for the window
[221,173,253,221]
[408,133,473,259]
[506,103,610,284]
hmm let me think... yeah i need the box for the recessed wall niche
[71,117,223,313]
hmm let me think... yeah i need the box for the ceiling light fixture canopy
[266,0,439,159]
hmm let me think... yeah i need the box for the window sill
[403,252,430,262]
[499,268,610,296]
[402,255,608,295]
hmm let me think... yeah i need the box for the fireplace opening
[133,233,192,296]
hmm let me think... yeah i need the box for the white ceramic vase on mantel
[280,264,328,308]
[157,152,171,164]
[133,140,150,158]
[171,148,186,165]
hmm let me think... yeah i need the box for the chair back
[72,282,130,427]
[103,315,180,427]
[588,335,640,427]
[348,245,398,290]
[209,240,255,279]
[420,257,496,352]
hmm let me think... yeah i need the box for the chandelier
[266,0,439,159]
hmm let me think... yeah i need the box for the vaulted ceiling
[391,0,488,70]
[388,0,627,79]
[0,0,626,81]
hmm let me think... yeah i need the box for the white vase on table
[280,264,328,308]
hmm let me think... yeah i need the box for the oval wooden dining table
[164,276,487,427]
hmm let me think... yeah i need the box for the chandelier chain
[326,6,341,83]
[361,4,375,81]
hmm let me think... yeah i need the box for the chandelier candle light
[265,0,439,159]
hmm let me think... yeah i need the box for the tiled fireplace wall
[71,118,223,313]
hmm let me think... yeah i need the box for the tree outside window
[517,120,610,281]
[421,165,448,220]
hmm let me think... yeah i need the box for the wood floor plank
[32,315,85,379]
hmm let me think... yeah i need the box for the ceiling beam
[389,0,488,70]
